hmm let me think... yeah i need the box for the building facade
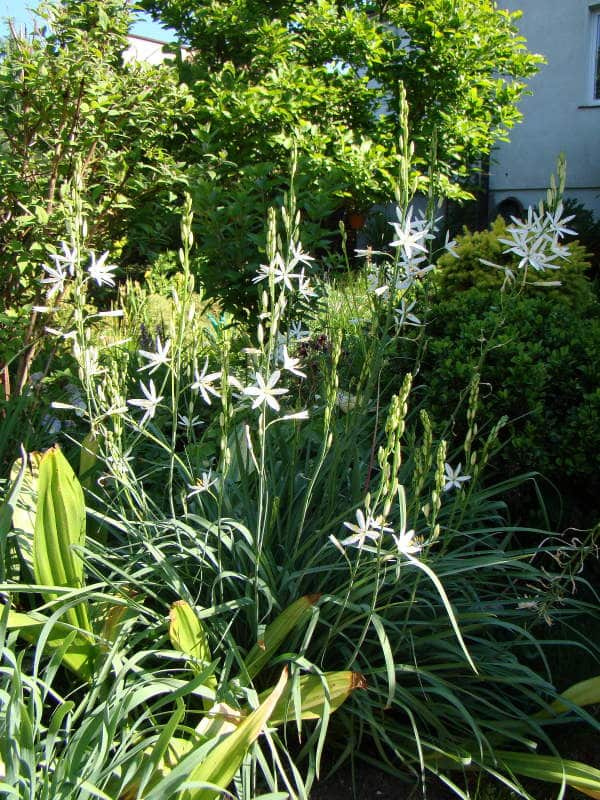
[489,0,600,217]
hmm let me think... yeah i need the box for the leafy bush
[407,236,600,527]
[0,0,193,309]
[563,197,600,276]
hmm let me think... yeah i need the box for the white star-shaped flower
[177,414,204,429]
[389,209,430,260]
[545,203,576,240]
[187,469,218,497]
[53,242,78,276]
[253,253,302,291]
[41,261,69,298]
[288,241,315,271]
[288,320,309,341]
[394,299,421,328]
[138,336,171,374]
[443,462,471,492]
[280,345,306,378]
[243,370,288,411]
[341,509,393,549]
[127,379,163,424]
[297,269,317,299]
[191,358,221,405]
[392,528,421,557]
[88,251,118,287]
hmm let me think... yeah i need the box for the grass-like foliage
[2,140,600,800]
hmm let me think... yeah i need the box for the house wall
[123,34,190,66]
[490,0,600,217]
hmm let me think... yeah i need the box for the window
[590,7,600,102]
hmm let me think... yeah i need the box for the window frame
[588,5,600,105]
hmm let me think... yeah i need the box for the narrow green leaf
[371,613,396,709]
[244,595,320,680]
[406,554,478,675]
[178,667,289,800]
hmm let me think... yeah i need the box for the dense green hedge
[395,224,600,527]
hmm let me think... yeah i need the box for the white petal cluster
[243,370,288,411]
[497,202,575,276]
[339,507,421,559]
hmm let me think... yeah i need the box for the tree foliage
[139,0,541,305]
[145,0,541,184]
[0,0,194,308]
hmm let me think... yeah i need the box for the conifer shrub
[405,264,600,526]
[435,216,594,307]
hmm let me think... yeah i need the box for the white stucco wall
[490,0,600,217]
[123,34,190,66]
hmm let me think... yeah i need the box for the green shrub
[563,197,600,274]
[406,287,600,526]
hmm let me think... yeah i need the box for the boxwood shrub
[395,223,600,528]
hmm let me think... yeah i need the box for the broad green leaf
[195,702,243,740]
[548,676,600,715]
[6,451,44,575]
[1,451,26,539]
[33,446,91,635]
[243,594,320,680]
[79,432,99,490]
[169,601,213,668]
[259,671,367,727]
[169,600,217,708]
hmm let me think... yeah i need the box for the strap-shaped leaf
[175,667,289,800]
[259,671,367,727]
[33,445,91,635]
[169,601,213,668]
[6,610,95,680]
[5,450,44,577]
[548,676,600,715]
[243,594,320,680]
[495,750,600,799]
[169,600,217,707]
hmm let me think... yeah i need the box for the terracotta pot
[347,210,367,230]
